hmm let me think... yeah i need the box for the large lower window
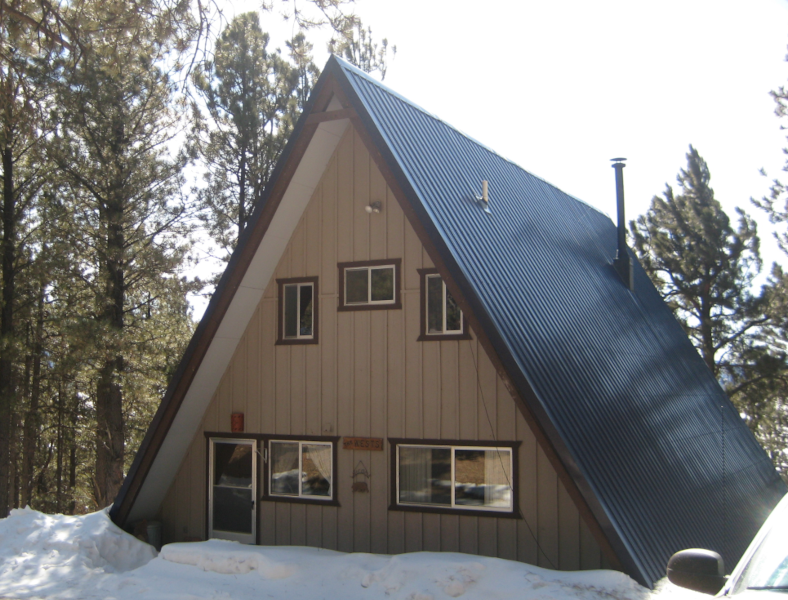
[277,277,318,344]
[393,441,516,515]
[338,259,402,311]
[417,269,470,340]
[269,440,333,500]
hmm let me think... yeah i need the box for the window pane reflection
[445,287,462,332]
[346,269,368,303]
[454,449,512,509]
[427,276,443,333]
[213,443,252,488]
[398,446,451,505]
[271,442,299,495]
[302,444,331,497]
[371,267,394,302]
[284,285,298,338]
[299,285,313,336]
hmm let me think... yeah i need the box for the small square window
[338,259,402,311]
[418,269,471,340]
[269,440,333,500]
[277,277,318,345]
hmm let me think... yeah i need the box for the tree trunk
[10,411,20,509]
[94,201,125,508]
[0,144,16,517]
[21,282,44,508]
[55,384,63,514]
[700,289,716,374]
[238,151,247,239]
[68,441,76,515]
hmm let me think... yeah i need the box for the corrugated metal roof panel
[336,58,785,586]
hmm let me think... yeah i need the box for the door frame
[207,437,257,544]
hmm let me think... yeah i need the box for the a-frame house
[110,56,785,588]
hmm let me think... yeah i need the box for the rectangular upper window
[338,259,402,311]
[269,440,333,500]
[417,269,471,340]
[277,277,318,345]
[391,440,518,516]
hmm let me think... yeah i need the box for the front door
[208,438,256,544]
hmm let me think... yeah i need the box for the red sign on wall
[342,437,384,451]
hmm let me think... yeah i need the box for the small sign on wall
[342,437,384,451]
[231,413,244,433]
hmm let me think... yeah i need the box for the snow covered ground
[0,507,704,600]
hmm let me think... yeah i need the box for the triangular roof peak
[112,55,785,588]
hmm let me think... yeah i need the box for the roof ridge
[333,55,610,221]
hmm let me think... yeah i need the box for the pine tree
[191,12,301,261]
[328,21,395,81]
[630,146,769,394]
[287,33,320,112]
[750,58,788,477]
[190,12,394,267]
[47,0,197,507]
[0,8,55,516]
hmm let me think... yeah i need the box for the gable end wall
[159,125,606,571]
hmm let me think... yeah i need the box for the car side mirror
[667,549,726,595]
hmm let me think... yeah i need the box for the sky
[192,0,788,314]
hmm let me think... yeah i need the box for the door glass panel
[211,441,254,537]
[212,487,252,533]
[213,443,252,487]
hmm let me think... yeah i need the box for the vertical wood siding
[158,125,604,570]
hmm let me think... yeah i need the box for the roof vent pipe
[475,180,491,213]
[611,158,634,291]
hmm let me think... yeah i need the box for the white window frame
[283,281,314,340]
[268,439,334,501]
[344,264,396,306]
[395,443,514,513]
[425,273,464,335]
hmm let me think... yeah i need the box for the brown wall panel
[157,124,603,572]
[537,446,559,568]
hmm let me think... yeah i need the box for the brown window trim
[276,277,319,345]
[416,269,472,341]
[388,437,521,519]
[338,259,402,311]
[262,434,340,507]
[204,432,340,508]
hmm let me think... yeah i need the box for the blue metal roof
[332,56,786,587]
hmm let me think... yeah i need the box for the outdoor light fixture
[365,201,382,214]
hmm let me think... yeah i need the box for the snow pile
[0,507,156,598]
[0,507,697,600]
[155,541,650,600]
[161,539,297,578]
